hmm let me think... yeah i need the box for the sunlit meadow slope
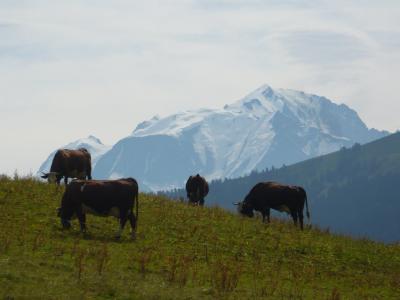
[0,177,399,299]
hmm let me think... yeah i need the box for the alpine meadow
[0,177,400,299]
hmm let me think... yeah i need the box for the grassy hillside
[167,132,400,243]
[1,177,399,299]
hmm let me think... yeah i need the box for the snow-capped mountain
[37,135,111,175]
[92,84,388,191]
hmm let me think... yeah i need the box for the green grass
[0,177,399,299]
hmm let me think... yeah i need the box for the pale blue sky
[1,0,399,174]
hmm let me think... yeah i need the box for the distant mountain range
[166,132,400,243]
[38,84,388,191]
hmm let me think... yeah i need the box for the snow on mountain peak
[132,108,220,137]
[39,84,388,191]
[87,135,104,145]
[130,83,379,146]
[229,84,317,113]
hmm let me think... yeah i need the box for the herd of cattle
[41,148,310,238]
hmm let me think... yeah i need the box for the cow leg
[87,168,92,180]
[116,211,128,239]
[64,176,68,185]
[290,210,298,227]
[199,198,205,206]
[298,209,304,230]
[76,209,86,233]
[56,175,62,185]
[266,208,271,223]
[261,208,270,223]
[128,211,137,239]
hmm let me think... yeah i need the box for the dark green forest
[165,132,400,243]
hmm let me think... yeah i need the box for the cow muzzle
[45,172,58,183]
[61,218,71,229]
[233,201,243,213]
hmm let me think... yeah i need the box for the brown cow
[57,178,139,239]
[185,174,209,206]
[41,148,92,185]
[234,181,310,229]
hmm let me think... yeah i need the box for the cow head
[41,172,58,183]
[233,201,254,217]
[57,207,72,229]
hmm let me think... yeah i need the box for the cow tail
[135,191,139,226]
[305,192,310,221]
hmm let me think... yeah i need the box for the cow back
[245,181,305,211]
[186,174,208,197]
[51,149,91,177]
[61,179,137,218]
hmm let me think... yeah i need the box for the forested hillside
[166,132,400,243]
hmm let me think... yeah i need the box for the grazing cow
[234,182,310,229]
[41,148,92,185]
[185,174,209,206]
[57,178,139,239]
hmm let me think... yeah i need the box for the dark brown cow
[235,182,310,229]
[41,148,92,185]
[185,174,209,206]
[57,178,139,239]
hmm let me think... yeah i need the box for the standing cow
[185,174,209,206]
[57,178,139,239]
[41,148,92,185]
[234,181,310,229]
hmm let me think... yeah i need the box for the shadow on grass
[51,225,136,243]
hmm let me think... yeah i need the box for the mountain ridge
[93,84,388,190]
[38,84,388,190]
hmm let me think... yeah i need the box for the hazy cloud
[277,30,371,65]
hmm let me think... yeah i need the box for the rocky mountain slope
[92,84,387,190]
